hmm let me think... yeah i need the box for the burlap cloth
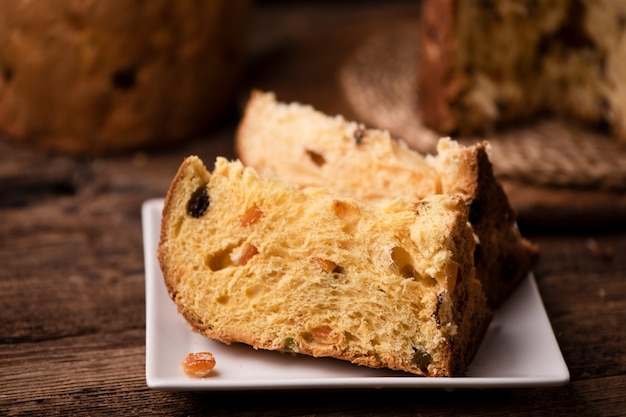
[340,23,626,226]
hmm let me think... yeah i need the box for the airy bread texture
[418,0,626,140]
[236,91,538,308]
[158,156,492,376]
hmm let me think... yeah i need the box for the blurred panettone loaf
[418,0,626,140]
[0,0,252,155]
[236,91,539,308]
[158,156,492,376]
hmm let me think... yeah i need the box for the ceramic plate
[142,198,569,390]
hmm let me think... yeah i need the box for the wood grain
[1,2,625,416]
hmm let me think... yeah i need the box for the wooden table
[2,2,625,415]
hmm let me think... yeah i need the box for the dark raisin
[619,14,626,31]
[2,66,13,82]
[412,348,433,374]
[111,68,136,90]
[353,128,365,144]
[594,117,612,135]
[495,99,509,115]
[188,187,210,218]
[305,149,326,167]
[537,35,552,62]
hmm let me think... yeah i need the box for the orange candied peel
[182,352,216,377]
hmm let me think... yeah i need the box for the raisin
[188,187,210,218]
[495,99,509,115]
[2,67,13,82]
[305,149,326,167]
[353,128,365,144]
[111,68,136,90]
[619,14,626,31]
[412,349,432,374]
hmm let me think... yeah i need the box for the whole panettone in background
[0,0,252,155]
[418,0,626,140]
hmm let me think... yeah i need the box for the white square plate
[142,198,569,390]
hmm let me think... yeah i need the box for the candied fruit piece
[240,204,263,227]
[311,326,340,345]
[231,243,258,266]
[182,352,216,377]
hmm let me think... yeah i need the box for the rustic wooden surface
[1,2,625,416]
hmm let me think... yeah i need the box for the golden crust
[434,139,539,306]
